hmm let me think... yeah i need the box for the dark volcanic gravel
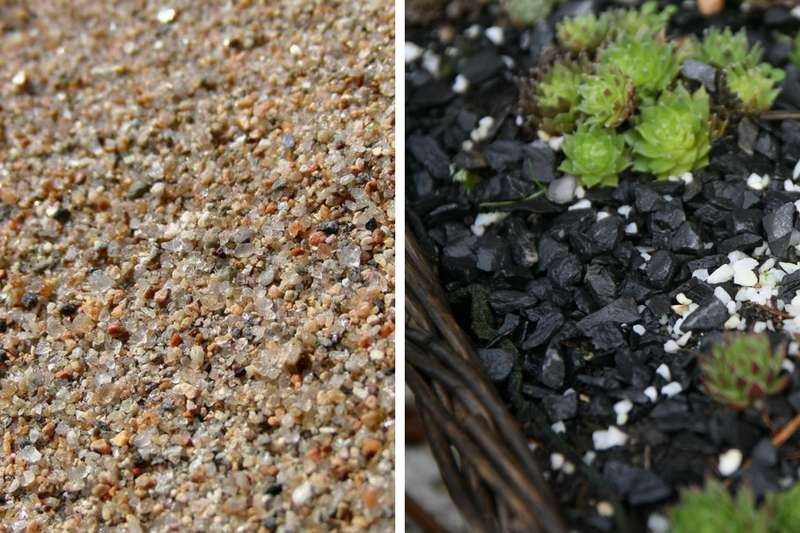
[407,1,800,530]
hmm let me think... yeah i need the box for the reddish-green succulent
[726,63,785,114]
[577,65,636,128]
[600,38,678,96]
[556,12,609,53]
[627,85,711,179]
[700,333,789,410]
[559,125,629,188]
[532,59,583,135]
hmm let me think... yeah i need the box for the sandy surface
[0,1,395,531]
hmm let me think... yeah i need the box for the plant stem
[772,413,800,448]
[479,189,545,209]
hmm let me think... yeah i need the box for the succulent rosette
[556,12,609,53]
[559,125,629,188]
[504,0,559,26]
[533,59,583,135]
[606,1,675,42]
[627,85,711,179]
[671,482,766,533]
[726,63,785,114]
[577,65,636,128]
[700,333,789,410]
[696,27,762,69]
[600,38,678,96]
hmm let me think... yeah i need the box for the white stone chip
[647,513,670,533]
[714,286,732,305]
[547,176,577,205]
[707,264,734,284]
[405,42,423,62]
[655,364,671,381]
[660,382,683,397]
[625,222,638,235]
[794,159,800,180]
[292,482,313,505]
[550,452,565,470]
[485,26,504,45]
[592,426,628,450]
[551,421,566,434]
[617,205,632,218]
[733,269,758,287]
[470,212,508,236]
[644,386,658,402]
[718,449,743,477]
[569,199,592,211]
[452,74,469,94]
[663,340,680,353]
[614,399,633,426]
[156,7,176,23]
[633,324,646,336]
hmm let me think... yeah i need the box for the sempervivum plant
[559,125,629,187]
[531,59,583,135]
[671,481,766,533]
[627,85,711,179]
[700,333,789,410]
[600,38,678,97]
[504,0,561,26]
[605,1,676,42]
[577,65,636,128]
[556,12,608,53]
[726,63,785,114]
[695,27,762,69]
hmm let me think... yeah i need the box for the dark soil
[407,1,800,531]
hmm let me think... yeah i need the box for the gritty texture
[0,1,395,531]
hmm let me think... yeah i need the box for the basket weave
[406,227,568,533]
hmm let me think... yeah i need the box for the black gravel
[408,1,800,531]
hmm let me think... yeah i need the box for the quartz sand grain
[0,1,395,530]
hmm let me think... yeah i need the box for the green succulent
[504,0,561,26]
[768,484,800,533]
[700,332,789,410]
[533,59,584,135]
[577,65,636,128]
[559,125,629,188]
[670,481,767,533]
[627,85,711,179]
[726,63,784,114]
[556,12,609,53]
[791,33,800,68]
[606,1,676,42]
[600,37,678,96]
[696,28,763,69]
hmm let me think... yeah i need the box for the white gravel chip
[452,74,469,94]
[550,453,565,470]
[471,212,508,236]
[614,399,633,426]
[647,513,670,533]
[633,324,646,335]
[405,42,423,62]
[655,364,671,381]
[644,386,658,402]
[660,382,683,398]
[718,449,743,477]
[547,176,577,204]
[707,264,734,284]
[292,482,314,505]
[663,340,680,353]
[733,268,758,287]
[156,7,176,23]
[485,26,504,45]
[592,426,628,450]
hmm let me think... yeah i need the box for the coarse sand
[0,1,395,530]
